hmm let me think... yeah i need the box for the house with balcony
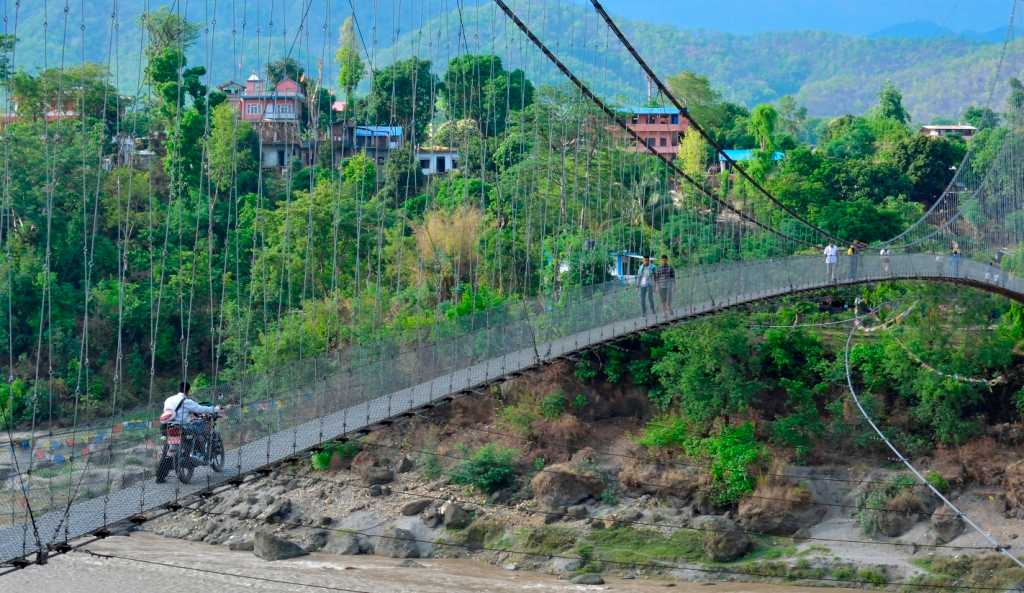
[228,72,309,169]
[618,106,689,157]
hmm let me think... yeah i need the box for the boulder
[227,538,254,552]
[324,532,371,556]
[697,516,750,562]
[253,531,308,561]
[401,500,432,516]
[421,508,442,528]
[530,462,604,511]
[737,484,825,536]
[618,459,701,500]
[364,467,395,486]
[301,530,330,552]
[874,492,927,537]
[257,498,292,524]
[571,574,605,585]
[931,505,964,544]
[376,527,420,558]
[395,456,415,473]
[1005,461,1024,518]
[550,557,583,574]
[443,502,472,529]
[566,505,589,520]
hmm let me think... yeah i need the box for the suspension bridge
[3,0,1024,573]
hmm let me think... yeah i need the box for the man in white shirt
[823,243,837,282]
[637,255,655,316]
[160,382,219,480]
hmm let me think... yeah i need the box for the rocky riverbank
[146,362,1024,590]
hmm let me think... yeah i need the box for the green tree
[364,57,438,142]
[963,105,999,130]
[875,81,910,124]
[336,17,365,107]
[886,134,965,205]
[0,34,14,81]
[206,102,258,193]
[443,54,533,136]
[747,104,779,151]
[266,56,304,87]
[678,130,709,182]
[140,7,201,58]
[666,70,723,129]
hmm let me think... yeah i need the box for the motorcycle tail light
[166,426,182,437]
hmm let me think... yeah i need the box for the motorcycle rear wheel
[175,443,195,484]
[155,447,172,482]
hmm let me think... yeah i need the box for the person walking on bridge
[950,243,961,277]
[637,255,656,317]
[654,254,676,315]
[824,242,838,283]
[847,243,859,280]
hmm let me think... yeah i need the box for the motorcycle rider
[159,381,220,481]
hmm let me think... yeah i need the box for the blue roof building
[719,149,785,169]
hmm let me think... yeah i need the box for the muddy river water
[5,533,865,593]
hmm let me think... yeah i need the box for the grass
[583,527,704,565]
[907,554,1024,593]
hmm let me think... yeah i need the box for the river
[4,533,866,593]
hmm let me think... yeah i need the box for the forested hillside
[3,0,1019,122]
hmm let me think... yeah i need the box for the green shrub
[925,470,949,494]
[572,393,588,411]
[420,452,442,480]
[856,567,887,587]
[602,347,627,383]
[574,360,598,382]
[696,422,764,505]
[540,391,566,419]
[637,416,692,450]
[857,474,918,535]
[450,444,518,493]
[497,401,539,437]
[310,440,362,471]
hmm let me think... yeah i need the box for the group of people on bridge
[637,255,675,316]
[823,241,976,284]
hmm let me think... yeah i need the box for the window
[672,133,680,146]
[436,155,446,174]
[276,149,285,166]
[645,137,655,148]
[671,114,679,124]
[419,158,430,170]
[246,103,261,115]
[631,115,639,124]
[278,103,294,113]
[659,136,667,147]
[647,115,655,124]
[452,159,459,169]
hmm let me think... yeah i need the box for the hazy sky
[591,0,1015,35]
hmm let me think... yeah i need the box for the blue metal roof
[619,106,680,116]
[719,149,785,163]
[355,125,403,137]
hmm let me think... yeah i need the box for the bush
[637,416,692,450]
[420,452,443,480]
[540,391,566,420]
[310,440,362,471]
[574,359,598,382]
[696,422,764,505]
[572,393,588,411]
[925,470,949,494]
[497,401,539,437]
[450,444,518,493]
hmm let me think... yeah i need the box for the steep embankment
[147,361,1024,589]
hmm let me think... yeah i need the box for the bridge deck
[2,253,1021,563]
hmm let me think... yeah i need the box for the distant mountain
[869,21,958,39]
[3,1,1020,123]
[869,20,1012,43]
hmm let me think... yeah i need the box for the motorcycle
[156,404,225,484]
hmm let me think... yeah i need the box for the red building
[619,106,689,157]
[222,72,309,169]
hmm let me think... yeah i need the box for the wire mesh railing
[2,252,1022,563]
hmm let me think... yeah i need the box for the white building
[920,124,978,140]
[416,146,460,176]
